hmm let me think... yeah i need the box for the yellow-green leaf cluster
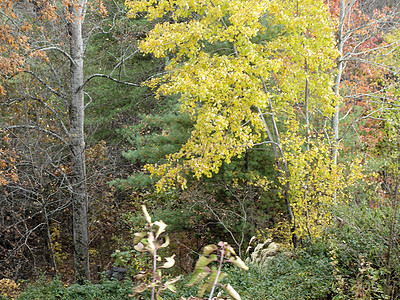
[281,137,343,238]
[127,0,339,199]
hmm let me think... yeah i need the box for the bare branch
[110,48,140,78]
[2,125,69,146]
[80,73,140,91]
[23,70,64,98]
[84,92,93,109]
[28,96,69,136]
[338,107,386,142]
[32,46,75,65]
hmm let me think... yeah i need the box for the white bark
[332,0,347,165]
[68,0,90,282]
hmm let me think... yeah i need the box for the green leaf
[201,269,227,297]
[187,269,210,287]
[209,254,218,262]
[197,281,208,298]
[203,244,218,255]
[194,255,214,270]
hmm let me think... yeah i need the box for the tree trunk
[332,0,346,166]
[69,0,90,282]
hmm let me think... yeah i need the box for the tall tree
[0,0,139,281]
[330,0,399,165]
[127,0,341,244]
[68,0,90,281]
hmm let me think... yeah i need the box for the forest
[1,0,400,299]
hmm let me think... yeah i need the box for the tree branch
[79,73,140,91]
[28,96,69,136]
[32,46,75,65]
[23,70,65,99]
[3,125,69,146]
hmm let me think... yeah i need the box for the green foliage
[84,2,165,144]
[17,278,133,300]
[129,206,249,300]
[114,104,193,190]
[187,241,248,300]
[111,248,148,279]
[19,199,400,299]
[328,200,400,298]
[228,245,334,300]
[115,95,282,252]
[122,109,193,165]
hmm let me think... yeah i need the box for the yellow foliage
[127,0,344,240]
[50,223,71,275]
[282,138,343,238]
[126,0,339,188]
[0,278,20,299]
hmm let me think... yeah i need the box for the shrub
[131,205,248,300]
[0,278,20,299]
[232,250,334,300]
[17,278,133,300]
[328,200,400,298]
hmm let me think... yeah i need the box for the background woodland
[1,0,400,299]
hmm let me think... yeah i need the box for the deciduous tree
[127,0,342,244]
[329,0,399,164]
[0,0,140,281]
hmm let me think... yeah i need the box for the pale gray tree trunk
[68,0,90,282]
[332,0,358,165]
[332,0,347,165]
